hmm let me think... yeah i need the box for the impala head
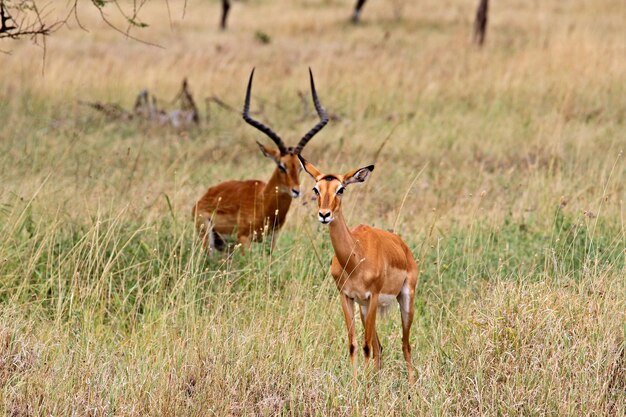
[243,68,329,199]
[298,155,374,224]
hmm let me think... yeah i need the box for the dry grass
[0,0,624,415]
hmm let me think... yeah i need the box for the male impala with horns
[192,69,328,254]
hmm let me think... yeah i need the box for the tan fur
[301,156,419,386]
[193,68,328,255]
[192,150,302,253]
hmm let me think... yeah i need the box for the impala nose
[318,210,333,224]
[291,188,300,198]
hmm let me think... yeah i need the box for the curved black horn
[294,68,329,154]
[242,68,288,155]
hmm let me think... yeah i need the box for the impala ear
[297,154,322,179]
[256,141,281,164]
[343,165,375,185]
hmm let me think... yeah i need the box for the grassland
[0,0,624,415]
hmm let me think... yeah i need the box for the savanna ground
[0,0,625,415]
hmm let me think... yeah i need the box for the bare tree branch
[83,79,200,129]
[95,5,163,49]
[0,0,166,48]
[0,0,56,41]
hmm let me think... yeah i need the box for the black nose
[319,211,330,220]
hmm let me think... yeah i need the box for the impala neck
[262,167,293,227]
[328,207,360,268]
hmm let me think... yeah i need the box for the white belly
[347,291,398,307]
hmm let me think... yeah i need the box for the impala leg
[352,0,367,23]
[398,283,416,385]
[374,330,382,370]
[212,230,226,252]
[359,305,382,370]
[193,211,213,254]
[339,294,358,387]
[362,293,379,371]
[236,233,251,256]
[221,0,230,30]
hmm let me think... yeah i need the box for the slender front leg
[359,305,382,370]
[339,293,358,387]
[363,293,379,370]
[194,212,213,254]
[237,233,251,255]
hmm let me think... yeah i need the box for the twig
[96,7,163,49]
[205,95,239,117]
[301,221,326,270]
[80,100,134,120]
[372,122,400,163]
[179,78,199,124]
[393,163,428,232]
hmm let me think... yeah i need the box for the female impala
[192,69,328,253]
[299,155,418,384]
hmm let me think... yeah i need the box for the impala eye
[312,187,319,196]
[336,187,345,196]
[278,163,287,173]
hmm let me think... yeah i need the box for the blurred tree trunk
[474,0,489,46]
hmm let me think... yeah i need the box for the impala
[219,0,369,29]
[192,69,328,253]
[299,155,418,384]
